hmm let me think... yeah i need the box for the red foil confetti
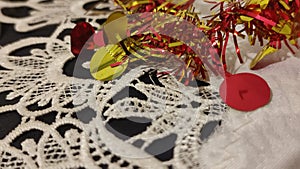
[71,22,95,56]
[219,73,271,111]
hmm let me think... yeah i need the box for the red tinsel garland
[71,0,300,81]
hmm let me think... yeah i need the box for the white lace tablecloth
[0,0,299,169]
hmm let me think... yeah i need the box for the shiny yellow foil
[90,44,128,81]
[250,44,278,69]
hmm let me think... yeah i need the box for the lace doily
[0,0,115,32]
[0,0,228,168]
[2,0,300,168]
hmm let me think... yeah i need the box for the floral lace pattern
[0,0,115,32]
[4,0,300,169]
[0,0,228,168]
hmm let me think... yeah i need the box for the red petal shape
[219,73,271,111]
[71,22,95,56]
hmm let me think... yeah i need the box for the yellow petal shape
[240,15,254,22]
[124,0,152,9]
[279,0,290,10]
[90,44,128,81]
[272,22,292,35]
[250,45,278,69]
[103,11,128,44]
[247,0,270,9]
